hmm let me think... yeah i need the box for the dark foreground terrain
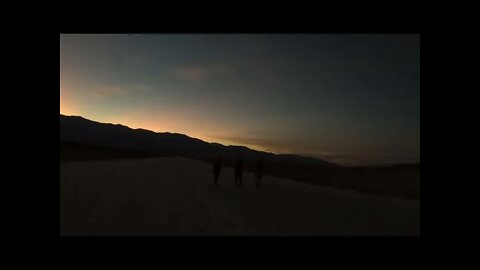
[61,141,420,199]
[61,157,420,236]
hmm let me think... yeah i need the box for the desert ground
[60,157,420,236]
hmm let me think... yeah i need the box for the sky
[60,34,420,166]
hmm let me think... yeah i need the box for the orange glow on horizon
[104,116,268,151]
[60,109,273,153]
[60,84,282,154]
[60,94,80,116]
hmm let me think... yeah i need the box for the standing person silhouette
[255,159,264,189]
[234,157,243,187]
[213,157,222,186]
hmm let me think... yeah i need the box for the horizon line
[60,113,419,167]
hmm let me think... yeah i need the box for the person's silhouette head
[236,156,243,167]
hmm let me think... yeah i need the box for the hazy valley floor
[60,157,420,236]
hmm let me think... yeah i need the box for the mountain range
[60,114,419,199]
[60,114,337,167]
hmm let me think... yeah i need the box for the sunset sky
[60,34,420,165]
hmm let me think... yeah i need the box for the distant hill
[60,114,419,199]
[60,114,337,167]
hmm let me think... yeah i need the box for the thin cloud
[173,66,210,82]
[172,63,234,82]
[92,83,151,98]
[92,84,123,98]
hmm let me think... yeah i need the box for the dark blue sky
[60,34,420,165]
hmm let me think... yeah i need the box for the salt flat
[60,157,420,236]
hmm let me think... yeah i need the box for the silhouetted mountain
[60,114,419,199]
[60,114,337,167]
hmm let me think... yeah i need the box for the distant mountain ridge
[60,114,420,199]
[60,114,338,167]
